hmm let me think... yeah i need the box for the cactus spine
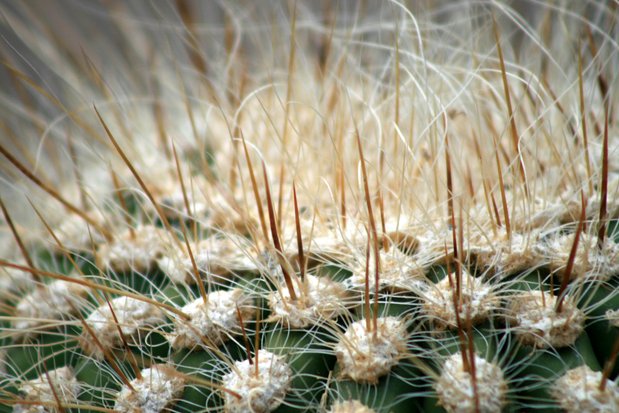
[1,1,618,412]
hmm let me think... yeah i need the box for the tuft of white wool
[114,364,185,413]
[606,309,619,328]
[14,366,80,413]
[328,400,376,413]
[416,226,461,266]
[335,317,408,384]
[551,365,619,413]
[52,210,108,253]
[507,290,585,348]
[467,229,545,275]
[14,280,89,340]
[221,350,292,413]
[156,235,260,284]
[169,288,254,348]
[81,296,166,357]
[435,353,507,413]
[421,270,499,330]
[539,233,619,282]
[267,273,352,328]
[347,247,427,293]
[96,225,170,272]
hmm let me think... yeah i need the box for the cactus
[1,1,618,412]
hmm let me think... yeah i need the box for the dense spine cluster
[0,1,618,412]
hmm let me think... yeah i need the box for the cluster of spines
[0,1,618,413]
[1,137,618,412]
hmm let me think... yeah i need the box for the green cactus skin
[1,1,619,413]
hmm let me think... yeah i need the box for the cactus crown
[1,1,618,413]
